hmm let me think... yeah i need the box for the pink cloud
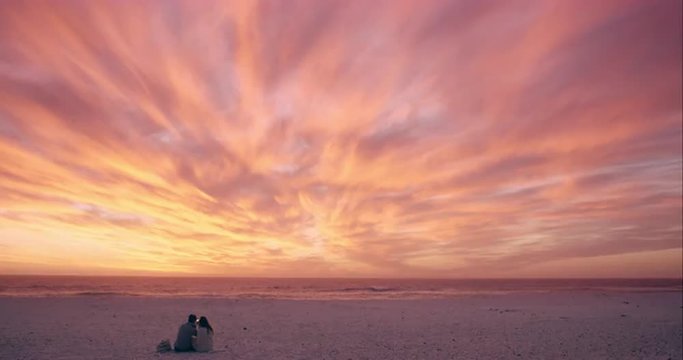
[0,0,680,277]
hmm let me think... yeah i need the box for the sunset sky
[0,0,681,278]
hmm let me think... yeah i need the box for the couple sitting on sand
[173,314,214,352]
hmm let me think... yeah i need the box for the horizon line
[1,274,681,280]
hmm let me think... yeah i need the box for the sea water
[0,276,680,299]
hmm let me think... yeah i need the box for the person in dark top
[174,314,197,352]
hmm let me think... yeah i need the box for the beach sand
[0,291,680,359]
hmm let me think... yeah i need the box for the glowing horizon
[0,0,681,278]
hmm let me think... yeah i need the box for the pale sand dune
[0,292,680,359]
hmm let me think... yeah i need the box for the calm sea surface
[0,276,680,300]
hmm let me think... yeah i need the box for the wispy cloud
[0,0,680,277]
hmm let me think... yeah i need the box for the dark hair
[198,316,213,333]
[188,314,197,323]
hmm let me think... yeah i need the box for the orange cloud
[0,0,680,277]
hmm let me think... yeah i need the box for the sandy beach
[0,291,680,360]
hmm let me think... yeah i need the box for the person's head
[198,316,213,333]
[188,314,197,324]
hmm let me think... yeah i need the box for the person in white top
[192,316,214,352]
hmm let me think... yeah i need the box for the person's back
[192,316,214,352]
[174,314,197,352]
[192,326,214,352]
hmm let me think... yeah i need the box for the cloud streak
[0,0,680,277]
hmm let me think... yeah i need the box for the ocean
[0,276,680,300]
